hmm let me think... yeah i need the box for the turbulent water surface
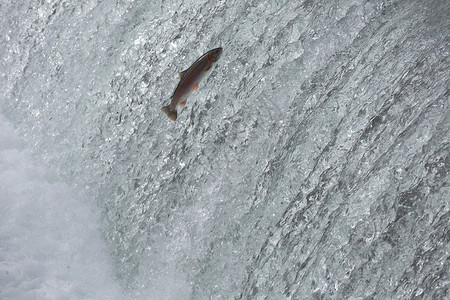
[1,0,449,299]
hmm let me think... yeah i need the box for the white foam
[0,113,124,299]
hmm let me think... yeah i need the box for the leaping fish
[161,47,223,121]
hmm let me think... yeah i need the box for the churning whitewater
[1,0,448,299]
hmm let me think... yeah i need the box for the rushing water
[1,0,448,299]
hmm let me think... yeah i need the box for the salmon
[161,47,223,121]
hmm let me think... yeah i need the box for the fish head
[207,47,223,63]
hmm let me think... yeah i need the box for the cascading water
[1,0,448,299]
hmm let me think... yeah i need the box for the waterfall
[1,0,448,298]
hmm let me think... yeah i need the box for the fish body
[161,47,223,121]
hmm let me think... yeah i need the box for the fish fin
[161,105,177,121]
[205,65,212,71]
[178,70,187,79]
[193,83,199,92]
[180,100,187,109]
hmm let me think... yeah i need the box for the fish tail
[161,105,177,121]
